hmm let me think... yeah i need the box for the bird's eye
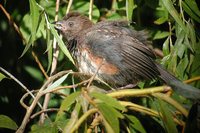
[68,22,74,27]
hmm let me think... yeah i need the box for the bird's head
[55,12,93,40]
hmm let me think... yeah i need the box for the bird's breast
[74,47,119,77]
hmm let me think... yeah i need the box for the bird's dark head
[55,12,93,40]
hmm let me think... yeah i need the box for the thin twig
[0,4,26,43]
[44,78,90,94]
[120,101,159,117]
[87,59,104,89]
[107,86,169,98]
[16,70,71,133]
[32,51,49,79]
[20,91,34,109]
[31,108,59,119]
[40,0,61,124]
[89,0,93,20]
[69,108,98,133]
[184,76,200,84]
[66,0,73,14]
[0,67,42,109]
[87,115,101,133]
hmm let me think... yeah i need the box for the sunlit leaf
[161,0,187,32]
[63,102,81,132]
[20,0,40,57]
[97,103,121,133]
[30,123,57,133]
[46,73,70,91]
[125,115,146,133]
[46,28,53,72]
[162,36,170,55]
[154,17,168,25]
[56,91,81,121]
[0,72,7,81]
[30,0,40,43]
[49,24,75,64]
[153,31,170,40]
[72,1,100,22]
[0,115,18,130]
[126,0,137,21]
[185,0,200,17]
[90,92,126,111]
[176,55,189,79]
[182,1,200,23]
[158,99,178,133]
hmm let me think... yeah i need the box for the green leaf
[126,0,137,21]
[162,36,170,55]
[72,1,100,22]
[30,123,57,133]
[97,103,121,133]
[176,44,186,59]
[0,115,18,130]
[49,24,75,64]
[21,0,40,57]
[46,27,53,72]
[125,115,146,133]
[158,99,178,133]
[90,92,126,111]
[101,116,115,133]
[187,22,196,50]
[30,0,40,43]
[185,0,200,17]
[24,66,43,81]
[154,17,168,25]
[176,55,189,79]
[161,0,187,32]
[56,91,81,121]
[63,102,82,133]
[46,73,70,91]
[0,72,7,81]
[153,31,170,40]
[182,1,200,23]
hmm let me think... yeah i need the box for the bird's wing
[83,25,159,81]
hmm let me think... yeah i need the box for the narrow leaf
[46,73,70,91]
[161,0,187,32]
[90,92,126,111]
[125,115,146,133]
[0,72,7,81]
[98,103,120,133]
[0,115,18,130]
[56,91,81,121]
[185,0,200,17]
[182,1,200,23]
[30,0,40,43]
[49,24,75,64]
[126,0,136,21]
[158,99,178,133]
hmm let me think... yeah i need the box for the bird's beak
[54,21,64,31]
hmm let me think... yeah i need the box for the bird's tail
[156,64,200,100]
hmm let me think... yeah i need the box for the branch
[107,86,169,98]
[16,70,71,133]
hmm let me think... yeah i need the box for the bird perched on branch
[55,12,200,100]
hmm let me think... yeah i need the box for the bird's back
[74,21,160,86]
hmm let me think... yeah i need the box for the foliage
[0,0,200,133]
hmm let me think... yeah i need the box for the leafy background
[0,0,200,133]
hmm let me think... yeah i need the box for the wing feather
[82,24,160,85]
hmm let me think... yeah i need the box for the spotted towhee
[55,12,200,100]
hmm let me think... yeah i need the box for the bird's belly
[75,49,119,77]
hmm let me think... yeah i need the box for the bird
[55,12,200,100]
